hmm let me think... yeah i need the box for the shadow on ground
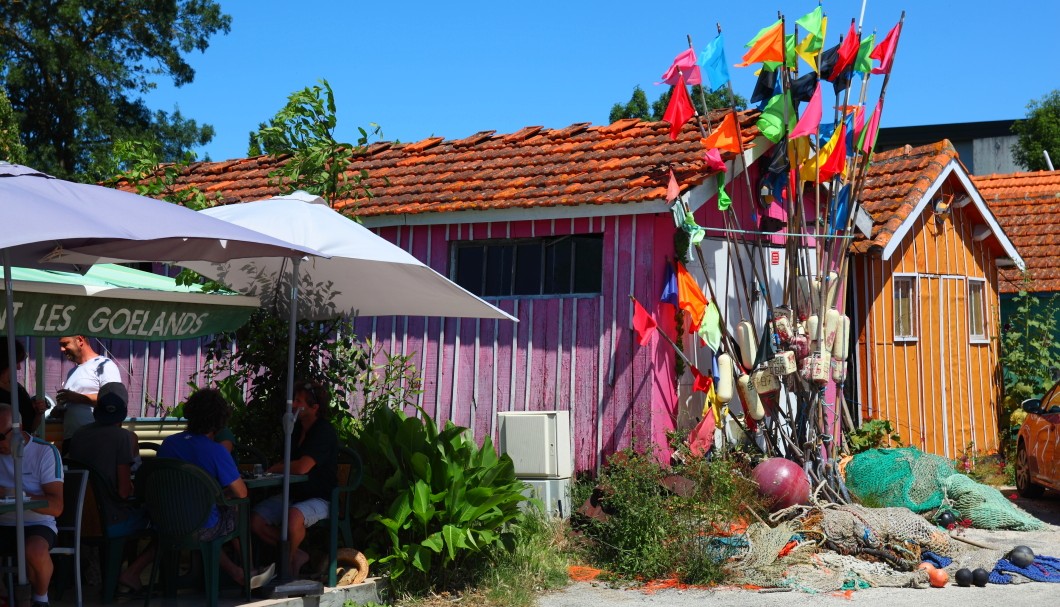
[1002,486,1060,526]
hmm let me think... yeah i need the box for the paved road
[538,490,1060,607]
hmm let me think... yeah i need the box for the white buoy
[716,354,734,403]
[737,374,765,420]
[831,314,850,361]
[736,320,756,370]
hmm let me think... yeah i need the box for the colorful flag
[688,407,716,456]
[795,15,828,71]
[676,262,708,331]
[750,68,779,104]
[788,83,822,139]
[691,365,714,393]
[860,98,884,153]
[666,168,680,201]
[701,34,730,91]
[832,20,859,76]
[663,75,694,140]
[755,91,795,143]
[854,33,875,74]
[659,48,702,86]
[736,20,784,67]
[790,71,818,102]
[870,21,901,74]
[817,122,848,180]
[681,211,706,246]
[631,296,657,346]
[698,302,722,351]
[796,6,824,39]
[799,121,846,182]
[701,112,742,153]
[660,262,679,306]
[716,173,732,211]
[703,147,727,172]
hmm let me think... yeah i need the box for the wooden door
[920,275,971,458]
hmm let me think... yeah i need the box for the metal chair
[50,469,88,607]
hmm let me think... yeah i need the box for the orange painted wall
[852,178,1002,457]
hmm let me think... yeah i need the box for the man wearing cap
[67,383,145,536]
[0,403,64,607]
[56,335,122,447]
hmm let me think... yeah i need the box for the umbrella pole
[3,250,30,601]
[279,257,300,583]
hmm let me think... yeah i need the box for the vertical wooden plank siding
[852,182,1003,456]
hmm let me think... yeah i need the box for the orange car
[1016,386,1060,497]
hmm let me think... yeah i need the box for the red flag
[666,169,680,201]
[631,296,657,346]
[659,48,702,85]
[676,262,708,332]
[818,122,848,180]
[832,20,859,76]
[788,82,821,138]
[688,411,716,456]
[691,365,714,393]
[703,147,727,172]
[701,112,742,154]
[736,21,784,67]
[663,75,694,140]
[870,21,901,75]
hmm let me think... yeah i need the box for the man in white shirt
[0,403,64,607]
[56,335,122,446]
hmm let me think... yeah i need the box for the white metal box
[497,410,573,478]
[521,477,572,518]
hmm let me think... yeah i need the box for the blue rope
[990,555,1060,584]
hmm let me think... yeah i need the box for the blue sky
[144,1,1060,162]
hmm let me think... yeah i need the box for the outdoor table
[0,498,48,514]
[244,473,308,490]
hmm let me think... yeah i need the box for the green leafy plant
[352,404,529,592]
[846,419,902,454]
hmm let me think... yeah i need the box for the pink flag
[703,147,727,172]
[688,410,716,456]
[658,48,702,85]
[667,169,681,201]
[861,98,884,153]
[788,82,822,138]
[663,75,694,140]
[870,22,901,75]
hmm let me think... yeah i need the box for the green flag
[681,211,706,245]
[796,6,824,39]
[755,91,796,143]
[717,174,732,211]
[854,33,876,74]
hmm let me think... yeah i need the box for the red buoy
[752,458,810,511]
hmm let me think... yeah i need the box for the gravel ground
[538,489,1060,607]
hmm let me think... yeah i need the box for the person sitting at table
[250,380,337,577]
[66,382,147,536]
[0,339,49,434]
[0,403,64,607]
[119,388,274,591]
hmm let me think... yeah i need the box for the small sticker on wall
[771,251,780,265]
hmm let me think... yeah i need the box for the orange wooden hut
[848,141,1024,457]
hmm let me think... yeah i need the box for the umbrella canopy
[0,162,323,266]
[182,191,515,322]
[1,264,259,340]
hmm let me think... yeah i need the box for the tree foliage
[0,86,25,163]
[0,1,230,180]
[248,79,382,207]
[610,85,746,124]
[1012,90,1060,171]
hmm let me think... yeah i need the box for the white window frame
[893,274,918,342]
[967,278,988,343]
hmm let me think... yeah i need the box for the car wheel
[1016,441,1045,498]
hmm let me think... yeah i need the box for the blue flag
[660,262,679,306]
[701,35,729,92]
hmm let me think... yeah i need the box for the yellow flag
[795,16,828,72]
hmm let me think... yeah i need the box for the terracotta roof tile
[974,170,1060,293]
[851,140,960,255]
[129,113,762,218]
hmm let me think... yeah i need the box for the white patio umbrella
[0,162,323,594]
[182,191,515,585]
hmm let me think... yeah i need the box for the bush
[351,404,530,593]
[571,450,762,585]
[846,419,902,454]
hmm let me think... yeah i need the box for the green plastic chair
[326,446,364,586]
[64,458,150,604]
[136,457,250,607]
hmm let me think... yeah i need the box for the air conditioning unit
[521,477,572,518]
[497,410,573,478]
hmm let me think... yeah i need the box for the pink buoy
[752,458,810,511]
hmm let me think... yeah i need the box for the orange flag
[676,262,708,332]
[700,112,742,154]
[736,21,784,67]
